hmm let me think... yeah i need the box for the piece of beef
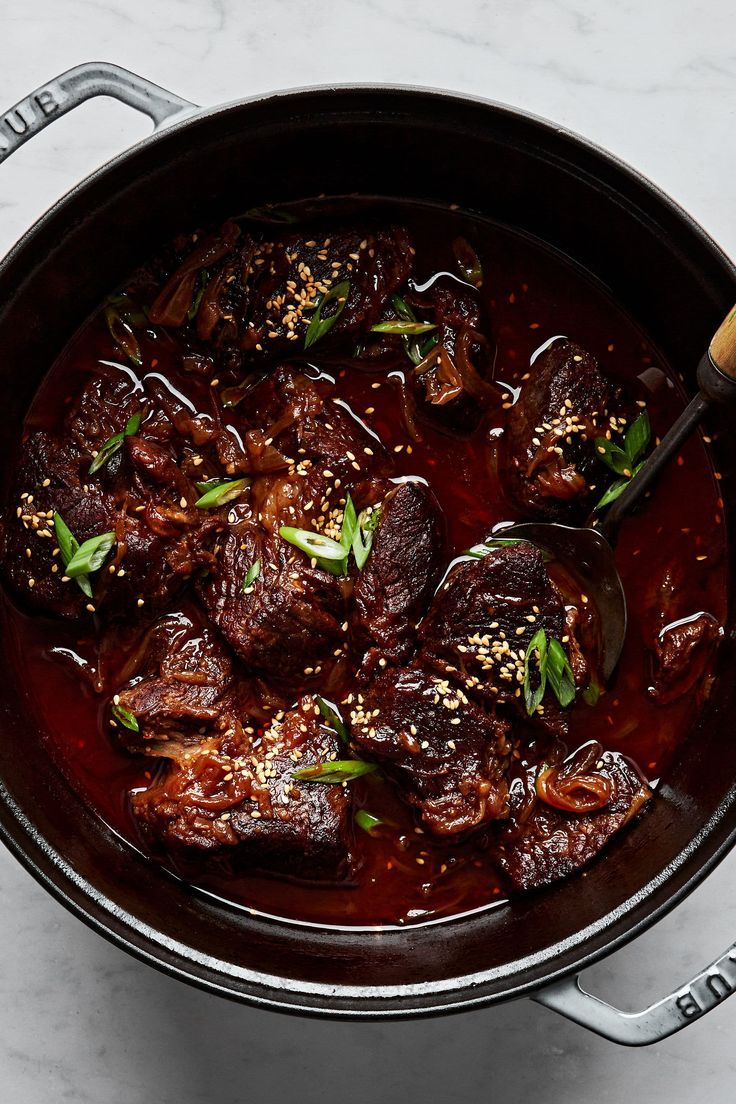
[352,480,445,664]
[419,541,571,737]
[0,372,223,619]
[408,281,494,433]
[111,611,236,755]
[501,340,623,520]
[199,517,347,694]
[349,666,512,836]
[640,558,722,705]
[495,750,652,891]
[131,697,354,878]
[0,430,116,617]
[148,222,414,362]
[649,612,721,705]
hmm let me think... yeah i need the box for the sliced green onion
[195,478,248,509]
[595,410,650,508]
[595,459,645,511]
[546,638,576,708]
[279,526,346,561]
[523,628,577,713]
[582,680,602,707]
[624,410,651,464]
[594,437,632,477]
[315,696,350,744]
[453,236,483,288]
[343,494,375,571]
[523,628,548,715]
[355,809,383,834]
[89,409,143,475]
[188,268,210,321]
[418,333,440,358]
[107,293,148,327]
[340,494,359,554]
[242,560,261,591]
[64,532,116,578]
[280,497,377,575]
[304,280,350,350]
[360,506,381,534]
[53,512,106,598]
[104,305,142,367]
[387,294,437,366]
[292,760,377,784]
[112,702,139,732]
[53,512,77,567]
[351,526,373,571]
[370,321,437,336]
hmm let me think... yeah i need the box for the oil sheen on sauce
[1,201,727,928]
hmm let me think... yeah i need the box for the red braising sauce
[1,202,727,926]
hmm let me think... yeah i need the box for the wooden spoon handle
[710,304,736,379]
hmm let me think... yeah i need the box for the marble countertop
[1,1,735,1099]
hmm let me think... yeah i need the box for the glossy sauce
[1,202,727,927]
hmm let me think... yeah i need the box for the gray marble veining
[1,1,735,1099]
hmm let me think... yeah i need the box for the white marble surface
[1,1,736,1098]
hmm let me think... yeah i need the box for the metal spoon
[502,304,736,681]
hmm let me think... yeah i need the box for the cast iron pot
[0,63,735,1046]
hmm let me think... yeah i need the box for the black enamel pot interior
[0,83,735,1017]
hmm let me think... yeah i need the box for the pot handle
[0,62,197,166]
[532,939,736,1045]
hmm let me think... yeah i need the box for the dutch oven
[0,62,734,1045]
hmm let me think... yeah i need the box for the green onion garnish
[385,294,436,366]
[279,527,346,562]
[624,410,651,462]
[370,320,437,336]
[64,531,116,578]
[194,478,249,509]
[304,280,350,350]
[112,702,139,732]
[242,560,261,591]
[292,760,377,784]
[523,628,548,715]
[595,463,646,509]
[89,410,143,475]
[595,410,650,510]
[280,495,378,575]
[340,494,376,571]
[53,513,115,599]
[315,696,350,744]
[360,505,381,533]
[53,512,92,598]
[523,629,577,714]
[355,809,383,834]
[104,305,142,367]
[582,680,602,707]
[546,638,576,708]
[453,237,483,288]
